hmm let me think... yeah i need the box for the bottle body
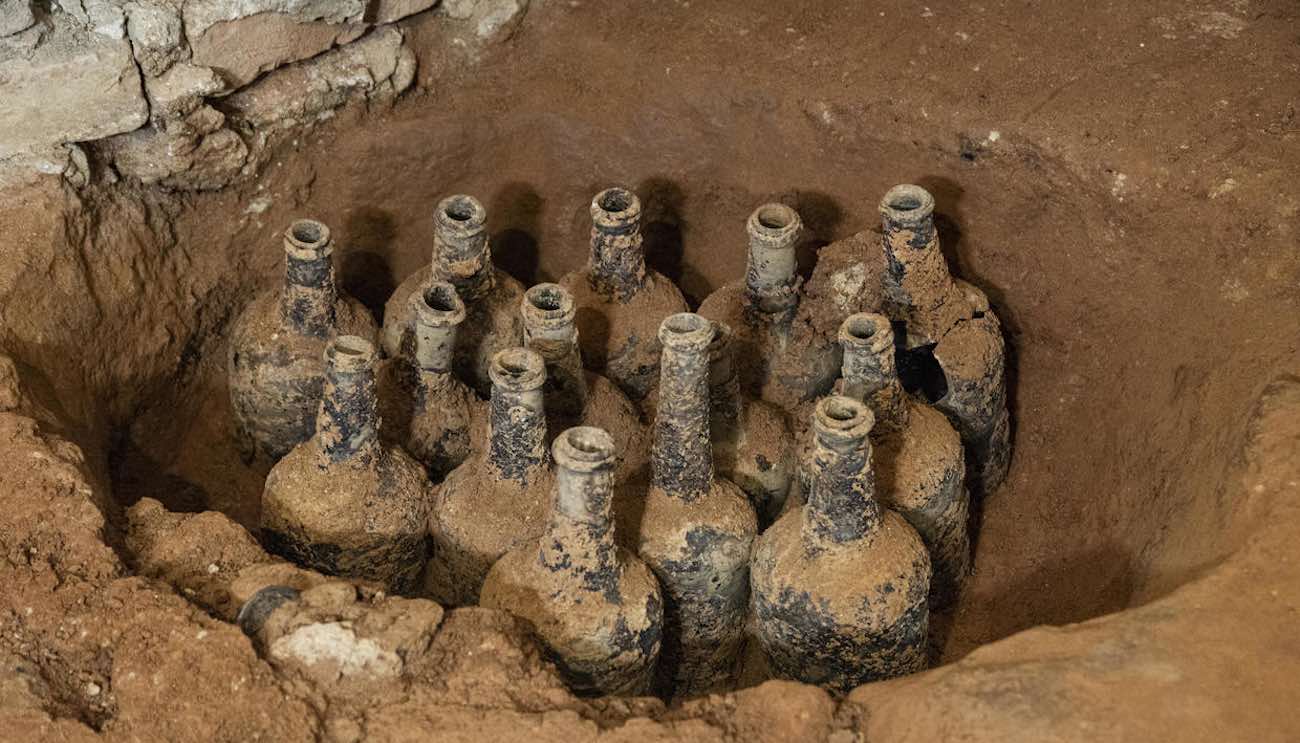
[260,336,432,594]
[751,396,930,694]
[424,348,554,605]
[633,313,757,698]
[481,427,663,696]
[559,187,689,404]
[229,220,377,461]
[382,194,524,396]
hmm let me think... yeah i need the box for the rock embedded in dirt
[261,335,433,594]
[482,426,663,696]
[631,313,757,698]
[384,193,525,396]
[560,187,690,404]
[697,203,842,413]
[752,396,931,694]
[426,347,556,605]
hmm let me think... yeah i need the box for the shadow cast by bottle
[489,182,544,285]
[341,206,399,322]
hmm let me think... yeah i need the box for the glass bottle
[751,395,930,693]
[520,283,650,482]
[423,348,555,605]
[559,187,689,404]
[839,313,969,609]
[707,320,795,526]
[633,313,757,698]
[481,426,663,696]
[228,219,377,461]
[697,203,841,413]
[260,336,432,594]
[382,194,524,396]
[377,280,479,481]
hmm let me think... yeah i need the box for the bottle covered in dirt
[559,187,689,404]
[260,336,432,594]
[382,194,525,396]
[878,184,1011,495]
[697,203,841,413]
[228,219,378,461]
[481,426,663,696]
[520,283,650,482]
[838,313,969,609]
[751,395,931,694]
[376,281,479,481]
[424,347,556,605]
[632,313,757,698]
[707,320,796,525]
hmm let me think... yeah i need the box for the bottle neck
[432,226,495,301]
[280,249,337,339]
[589,224,648,302]
[539,433,620,593]
[652,333,715,500]
[524,330,587,421]
[880,187,957,314]
[841,348,909,432]
[801,399,881,553]
[487,383,549,485]
[316,350,381,465]
[708,332,742,424]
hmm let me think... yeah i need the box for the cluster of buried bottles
[228,183,1010,698]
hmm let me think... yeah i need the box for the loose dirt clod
[481,426,663,696]
[561,187,690,404]
[425,347,556,605]
[752,396,931,694]
[633,313,757,699]
[382,193,525,396]
[698,203,842,413]
[228,219,378,461]
[260,335,433,594]
[377,280,480,481]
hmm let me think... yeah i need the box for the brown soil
[1,0,1298,740]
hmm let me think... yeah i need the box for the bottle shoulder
[434,458,555,535]
[639,476,758,549]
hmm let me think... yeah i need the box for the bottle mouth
[879,184,935,225]
[490,347,547,392]
[554,426,617,471]
[522,283,575,328]
[413,281,466,327]
[658,312,715,351]
[284,219,332,256]
[840,313,894,355]
[326,335,377,374]
[746,203,801,245]
[435,194,487,234]
[590,187,642,231]
[814,395,875,439]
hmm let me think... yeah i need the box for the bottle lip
[326,335,377,374]
[435,194,488,236]
[590,187,642,231]
[879,184,935,225]
[284,219,332,258]
[746,203,802,246]
[522,283,576,329]
[658,312,714,352]
[413,280,466,328]
[490,347,547,392]
[839,313,895,356]
[814,395,875,440]
[553,426,617,472]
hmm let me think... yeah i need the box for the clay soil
[2,1,1299,741]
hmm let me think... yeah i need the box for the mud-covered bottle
[751,395,930,694]
[481,426,663,696]
[559,187,689,404]
[707,320,795,525]
[839,313,968,608]
[424,348,555,605]
[377,281,480,481]
[521,283,650,482]
[383,194,525,396]
[879,184,1010,495]
[260,336,432,594]
[229,219,377,461]
[632,313,757,698]
[698,203,841,412]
